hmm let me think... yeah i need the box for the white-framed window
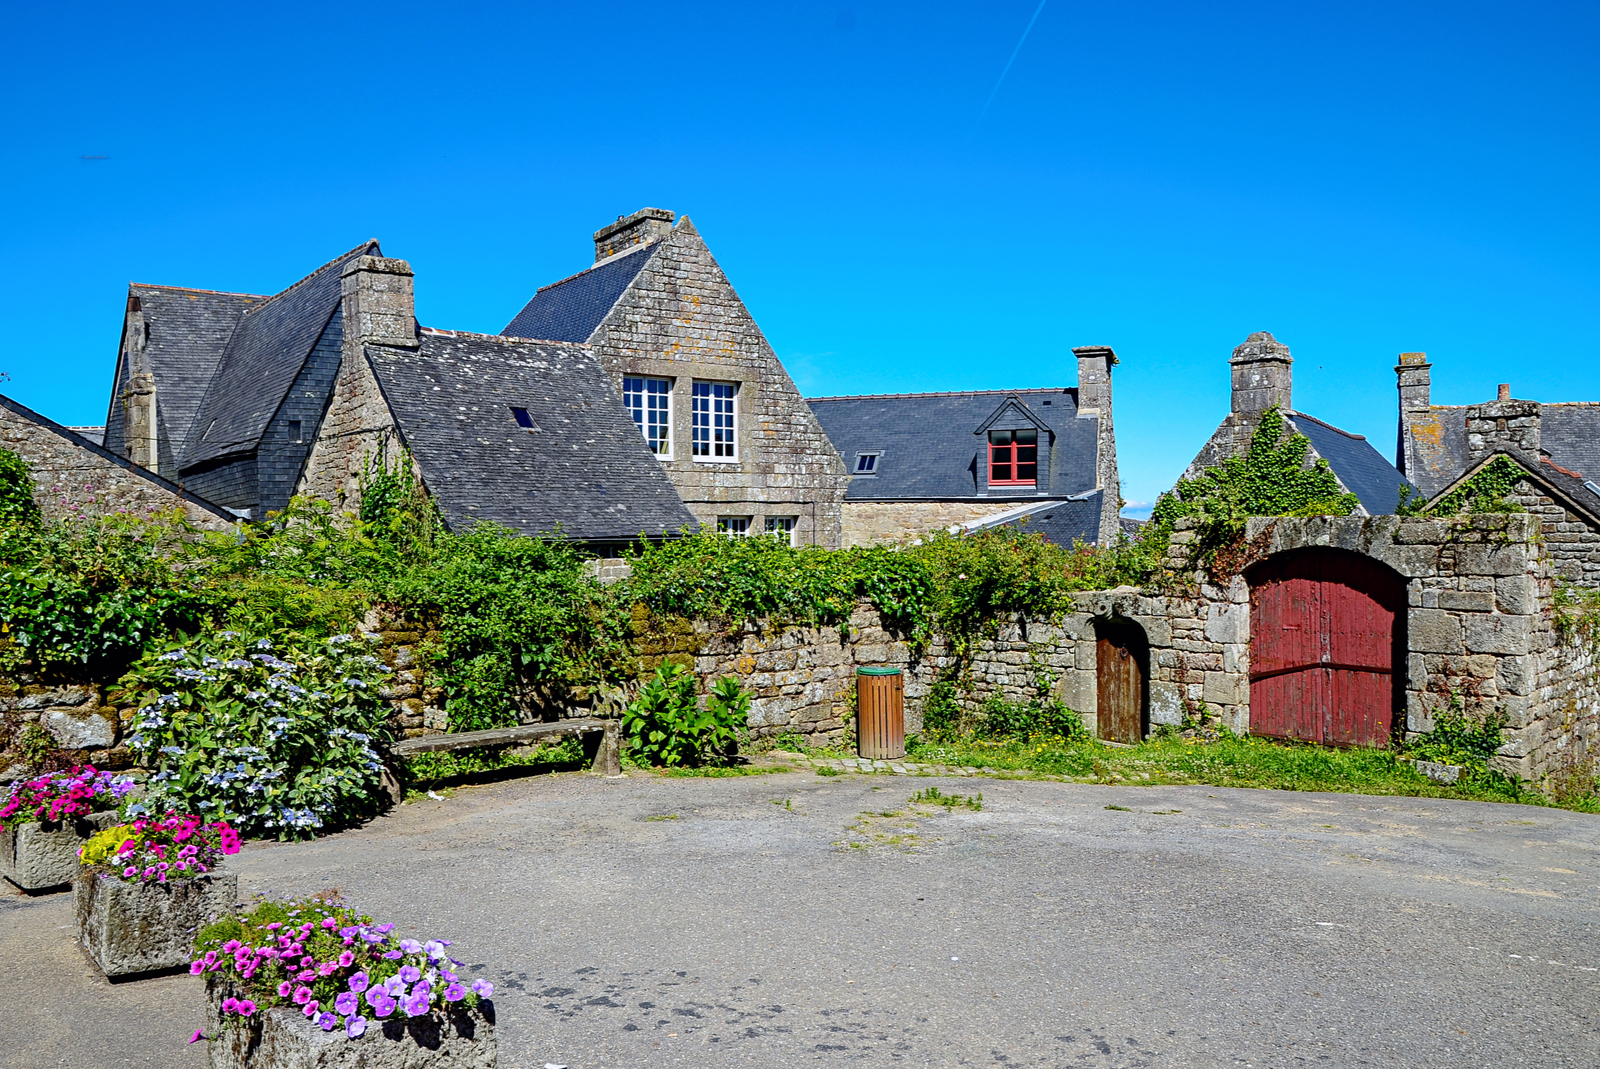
[853,452,880,475]
[692,380,737,461]
[623,376,672,456]
[717,516,752,537]
[765,516,798,545]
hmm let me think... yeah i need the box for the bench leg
[590,721,623,777]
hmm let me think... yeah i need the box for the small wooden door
[1249,549,1405,747]
[1096,624,1146,743]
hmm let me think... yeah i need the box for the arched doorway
[1094,617,1149,744]
[1247,547,1406,748]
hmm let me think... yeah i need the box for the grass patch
[901,732,1600,813]
[403,736,587,789]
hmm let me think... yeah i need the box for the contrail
[976,0,1050,122]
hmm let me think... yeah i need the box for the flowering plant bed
[0,766,135,892]
[75,812,243,978]
[193,895,496,1067]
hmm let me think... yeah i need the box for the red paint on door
[1248,549,1405,747]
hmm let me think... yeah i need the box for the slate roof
[369,329,696,541]
[1286,412,1414,516]
[105,285,266,461]
[501,243,660,343]
[181,242,379,469]
[1402,401,1600,498]
[1430,447,1600,529]
[962,492,1105,547]
[806,389,1099,501]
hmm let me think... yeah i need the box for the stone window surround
[692,379,739,462]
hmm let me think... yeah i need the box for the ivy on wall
[0,448,40,529]
[1417,455,1525,516]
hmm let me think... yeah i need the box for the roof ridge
[245,239,381,313]
[534,240,657,295]
[420,326,592,347]
[130,282,271,299]
[807,387,1073,403]
[1286,410,1366,441]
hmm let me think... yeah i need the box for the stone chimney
[340,256,418,350]
[1395,352,1431,411]
[593,208,675,263]
[119,294,159,471]
[1465,391,1540,465]
[1230,331,1293,415]
[1072,345,1122,545]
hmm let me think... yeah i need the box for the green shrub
[1407,697,1507,768]
[0,448,40,529]
[976,695,1091,744]
[623,664,746,768]
[119,630,393,839]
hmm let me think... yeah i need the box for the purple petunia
[444,982,466,1002]
[371,995,397,1018]
[382,950,402,960]
[399,965,421,984]
[471,979,494,998]
[348,971,369,993]
[318,1012,338,1031]
[373,923,395,934]
[345,1015,367,1038]
[403,993,430,1018]
[334,992,358,1016]
[399,939,422,954]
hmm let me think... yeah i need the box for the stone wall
[1508,473,1600,587]
[585,218,851,548]
[839,499,1063,548]
[1,394,236,531]
[0,680,133,782]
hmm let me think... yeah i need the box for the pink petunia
[293,986,312,1005]
[338,951,355,968]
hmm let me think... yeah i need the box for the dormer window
[989,429,1037,485]
[854,452,881,475]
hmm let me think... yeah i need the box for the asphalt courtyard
[3,766,1597,1068]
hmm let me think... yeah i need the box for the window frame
[987,428,1039,487]
[765,515,798,546]
[717,515,752,537]
[691,380,739,463]
[622,376,673,458]
[853,451,881,476]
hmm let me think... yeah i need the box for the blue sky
[4,1,1596,516]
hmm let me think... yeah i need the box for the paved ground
[4,768,1598,1068]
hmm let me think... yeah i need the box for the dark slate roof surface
[181,242,379,469]
[121,285,264,462]
[1287,412,1415,515]
[1542,403,1600,483]
[1403,401,1599,497]
[807,389,1097,500]
[969,493,1104,546]
[370,330,696,541]
[502,243,659,343]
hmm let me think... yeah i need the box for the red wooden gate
[1248,549,1405,748]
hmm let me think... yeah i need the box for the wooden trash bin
[857,667,905,760]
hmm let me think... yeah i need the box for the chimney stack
[1071,345,1122,546]
[593,207,675,263]
[1497,383,1511,401]
[1395,352,1431,411]
[341,256,418,350]
[1230,331,1293,415]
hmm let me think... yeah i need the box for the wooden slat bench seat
[390,718,622,777]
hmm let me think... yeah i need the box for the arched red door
[1248,548,1405,748]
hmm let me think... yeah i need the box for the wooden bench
[390,718,622,778]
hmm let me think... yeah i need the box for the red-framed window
[988,428,1038,485]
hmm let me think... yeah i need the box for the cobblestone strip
[816,758,1001,777]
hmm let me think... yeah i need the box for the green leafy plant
[119,630,393,839]
[622,664,745,768]
[1406,695,1507,769]
[1428,455,1525,516]
[909,786,982,811]
[976,695,1091,744]
[0,447,40,529]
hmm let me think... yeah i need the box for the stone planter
[75,868,238,979]
[204,975,497,1068]
[0,810,119,893]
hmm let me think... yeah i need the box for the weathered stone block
[76,869,238,978]
[1494,575,1540,615]
[1496,656,1535,696]
[1149,681,1184,726]
[1437,590,1494,612]
[1,811,120,892]
[1202,671,1246,706]
[1408,759,1462,784]
[1455,544,1528,577]
[1462,614,1529,656]
[1408,610,1461,654]
[205,975,497,1069]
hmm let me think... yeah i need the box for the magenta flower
[318,1012,338,1031]
[348,971,369,993]
[277,981,293,998]
[345,1015,367,1038]
[238,1001,256,1018]
[297,970,316,982]
[302,1000,319,1018]
[334,992,358,1016]
[189,961,205,976]
[188,1030,206,1044]
[338,951,355,968]
[444,982,466,1002]
[471,979,494,998]
[292,986,312,1005]
[123,866,138,878]
[321,917,337,929]
[221,997,239,1013]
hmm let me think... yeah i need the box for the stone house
[1396,354,1600,586]
[502,208,850,547]
[1184,331,1414,514]
[93,243,694,543]
[805,346,1123,548]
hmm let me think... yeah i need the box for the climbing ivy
[0,447,39,530]
[1150,406,1358,570]
[1425,455,1525,516]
